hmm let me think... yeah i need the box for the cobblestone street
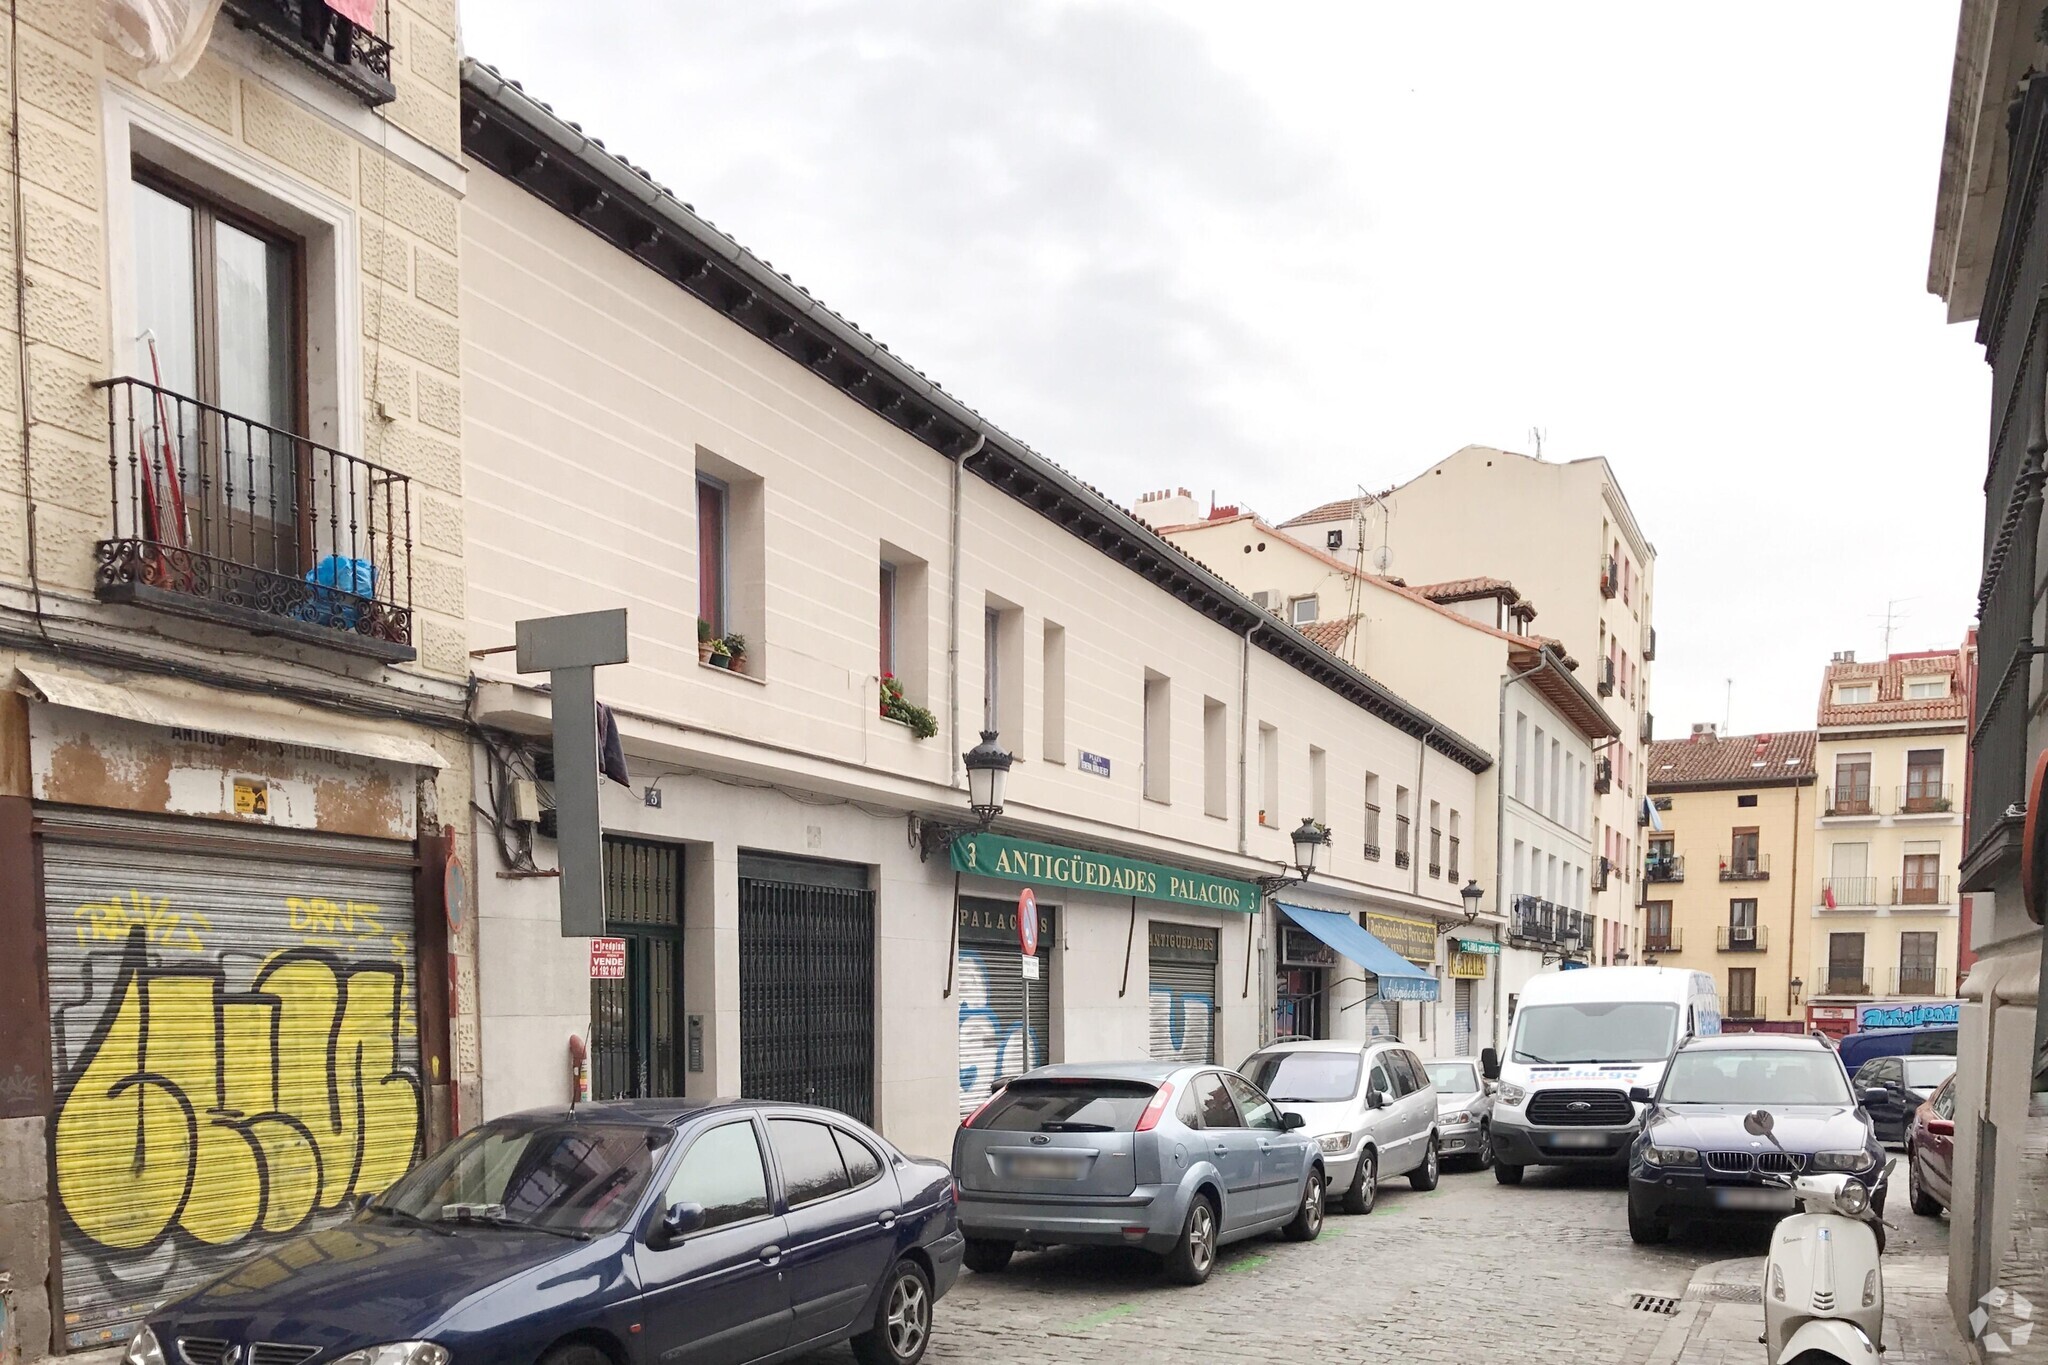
[795,1160,1955,1365]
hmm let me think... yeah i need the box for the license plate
[1546,1132,1609,1148]
[1714,1187,1795,1211]
[1007,1155,1084,1180]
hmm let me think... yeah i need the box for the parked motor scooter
[1744,1109,1891,1365]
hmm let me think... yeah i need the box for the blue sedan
[120,1100,963,1365]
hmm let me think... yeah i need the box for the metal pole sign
[1017,887,1039,956]
[516,608,630,936]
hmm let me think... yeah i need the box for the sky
[463,2,1987,737]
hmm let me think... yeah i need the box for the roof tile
[1816,651,1966,728]
[1648,731,1817,790]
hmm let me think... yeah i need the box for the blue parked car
[120,1100,962,1365]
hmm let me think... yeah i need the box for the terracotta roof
[1648,731,1818,790]
[1300,615,1359,653]
[1279,496,1375,528]
[1816,651,1968,728]
[1413,576,1516,601]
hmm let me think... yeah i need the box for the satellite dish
[1372,546,1394,574]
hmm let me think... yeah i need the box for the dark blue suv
[120,1100,962,1365]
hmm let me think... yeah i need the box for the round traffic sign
[1017,887,1038,956]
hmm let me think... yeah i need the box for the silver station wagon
[951,1062,1325,1285]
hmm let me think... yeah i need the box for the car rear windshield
[972,1079,1160,1132]
[372,1120,666,1232]
[1903,1056,1958,1090]
[1510,1002,1678,1065]
[1660,1049,1851,1106]
[1240,1051,1361,1103]
[1424,1062,1479,1094]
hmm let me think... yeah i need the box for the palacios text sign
[951,833,1260,914]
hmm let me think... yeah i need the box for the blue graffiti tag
[957,948,1046,1111]
[1148,985,1215,1063]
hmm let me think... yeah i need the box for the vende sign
[589,936,627,980]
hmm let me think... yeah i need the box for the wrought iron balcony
[1640,711,1654,743]
[1395,848,1411,870]
[1889,968,1951,997]
[1595,756,1613,793]
[1821,977,1872,996]
[1509,894,1558,945]
[1598,657,1616,696]
[1893,874,1954,907]
[1645,854,1685,883]
[1362,842,1381,862]
[1726,995,1767,1021]
[1895,784,1956,816]
[1720,852,1770,882]
[1645,927,1681,954]
[93,377,415,660]
[223,0,395,105]
[1643,626,1657,662]
[1824,785,1879,818]
[1593,856,1611,892]
[1600,554,1618,598]
[1820,877,1880,908]
[1718,924,1767,952]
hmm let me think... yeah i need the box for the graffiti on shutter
[43,827,420,1347]
[1147,922,1218,1065]
[955,897,1054,1116]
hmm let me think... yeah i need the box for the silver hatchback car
[951,1062,1325,1285]
[1238,1039,1441,1213]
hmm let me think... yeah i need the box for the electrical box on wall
[510,779,543,825]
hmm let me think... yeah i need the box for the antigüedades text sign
[951,833,1260,914]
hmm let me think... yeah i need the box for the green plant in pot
[697,617,714,665]
[722,632,749,674]
[879,673,938,739]
[708,637,733,669]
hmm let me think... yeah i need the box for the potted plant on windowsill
[722,632,749,675]
[708,638,733,669]
[879,673,938,739]
[697,617,714,666]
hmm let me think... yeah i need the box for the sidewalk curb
[1642,1256,1757,1365]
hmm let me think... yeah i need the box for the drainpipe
[1494,652,1552,1052]
[1412,725,1436,898]
[946,434,985,786]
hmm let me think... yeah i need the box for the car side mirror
[1628,1085,1654,1104]
[1480,1047,1501,1081]
[1861,1087,1889,1108]
[655,1201,706,1246]
[1368,1088,1391,1111]
[1280,1111,1307,1132]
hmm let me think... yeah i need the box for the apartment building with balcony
[0,3,471,1358]
[1807,648,1967,1038]
[1151,505,1618,1040]
[1643,727,1816,1030]
[1278,445,1657,961]
[454,63,1493,1169]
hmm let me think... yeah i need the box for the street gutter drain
[1629,1294,1680,1315]
[1707,1284,1763,1303]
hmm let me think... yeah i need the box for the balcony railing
[1600,555,1618,598]
[1395,849,1411,870]
[1640,711,1654,743]
[1821,977,1872,996]
[1718,924,1767,952]
[1889,968,1951,997]
[1726,996,1766,1021]
[1720,852,1770,882]
[1645,855,1685,883]
[1820,877,1880,908]
[1598,657,1616,696]
[1893,874,1955,907]
[1895,784,1956,816]
[1362,842,1381,862]
[223,0,396,105]
[1645,927,1681,954]
[1593,856,1611,892]
[93,377,415,660]
[1643,626,1657,662]
[1448,836,1460,883]
[1824,785,1878,817]
[1595,757,1613,793]
[1509,895,1583,948]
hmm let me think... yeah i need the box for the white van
[1482,966,1720,1183]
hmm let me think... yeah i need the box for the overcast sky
[464,2,1985,737]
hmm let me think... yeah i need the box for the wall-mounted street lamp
[1614,948,1632,965]
[1790,976,1804,1005]
[962,730,1014,829]
[1440,880,1486,936]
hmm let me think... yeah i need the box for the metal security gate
[739,855,874,1124]
[1454,978,1475,1055]
[40,809,420,1349]
[957,896,1054,1117]
[1148,922,1217,1064]
[591,838,683,1101]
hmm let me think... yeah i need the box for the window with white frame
[1290,595,1319,626]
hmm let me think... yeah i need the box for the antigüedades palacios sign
[951,833,1260,914]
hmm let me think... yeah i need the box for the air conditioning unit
[1251,590,1283,614]
[1732,924,1755,942]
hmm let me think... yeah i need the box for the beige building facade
[1806,649,1967,1035]
[1279,445,1657,960]
[1154,508,1620,1046]
[0,3,474,1358]
[457,65,1492,1168]
[1644,729,1817,1029]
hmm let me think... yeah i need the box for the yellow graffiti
[53,929,421,1252]
[286,896,385,937]
[73,890,212,954]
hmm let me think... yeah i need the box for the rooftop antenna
[1529,426,1546,460]
[1872,598,1914,656]
[1723,678,1733,736]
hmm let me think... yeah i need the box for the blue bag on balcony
[297,554,378,629]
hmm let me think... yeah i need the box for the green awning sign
[1454,937,1502,955]
[950,832,1260,914]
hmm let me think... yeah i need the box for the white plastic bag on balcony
[101,0,227,83]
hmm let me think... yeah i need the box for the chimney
[1132,487,1201,529]
[1690,722,1717,742]
[1831,649,1856,664]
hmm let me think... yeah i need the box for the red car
[1907,1074,1958,1216]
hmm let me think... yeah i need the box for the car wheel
[538,1344,609,1365]
[1627,1202,1668,1245]
[1494,1161,1524,1186]
[1343,1149,1378,1214]
[1282,1169,1324,1241]
[1163,1193,1219,1285]
[1910,1156,1942,1217]
[1474,1123,1495,1169]
[962,1238,1013,1274]
[852,1258,933,1365]
[1409,1136,1441,1191]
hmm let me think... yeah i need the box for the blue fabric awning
[1277,903,1440,1002]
